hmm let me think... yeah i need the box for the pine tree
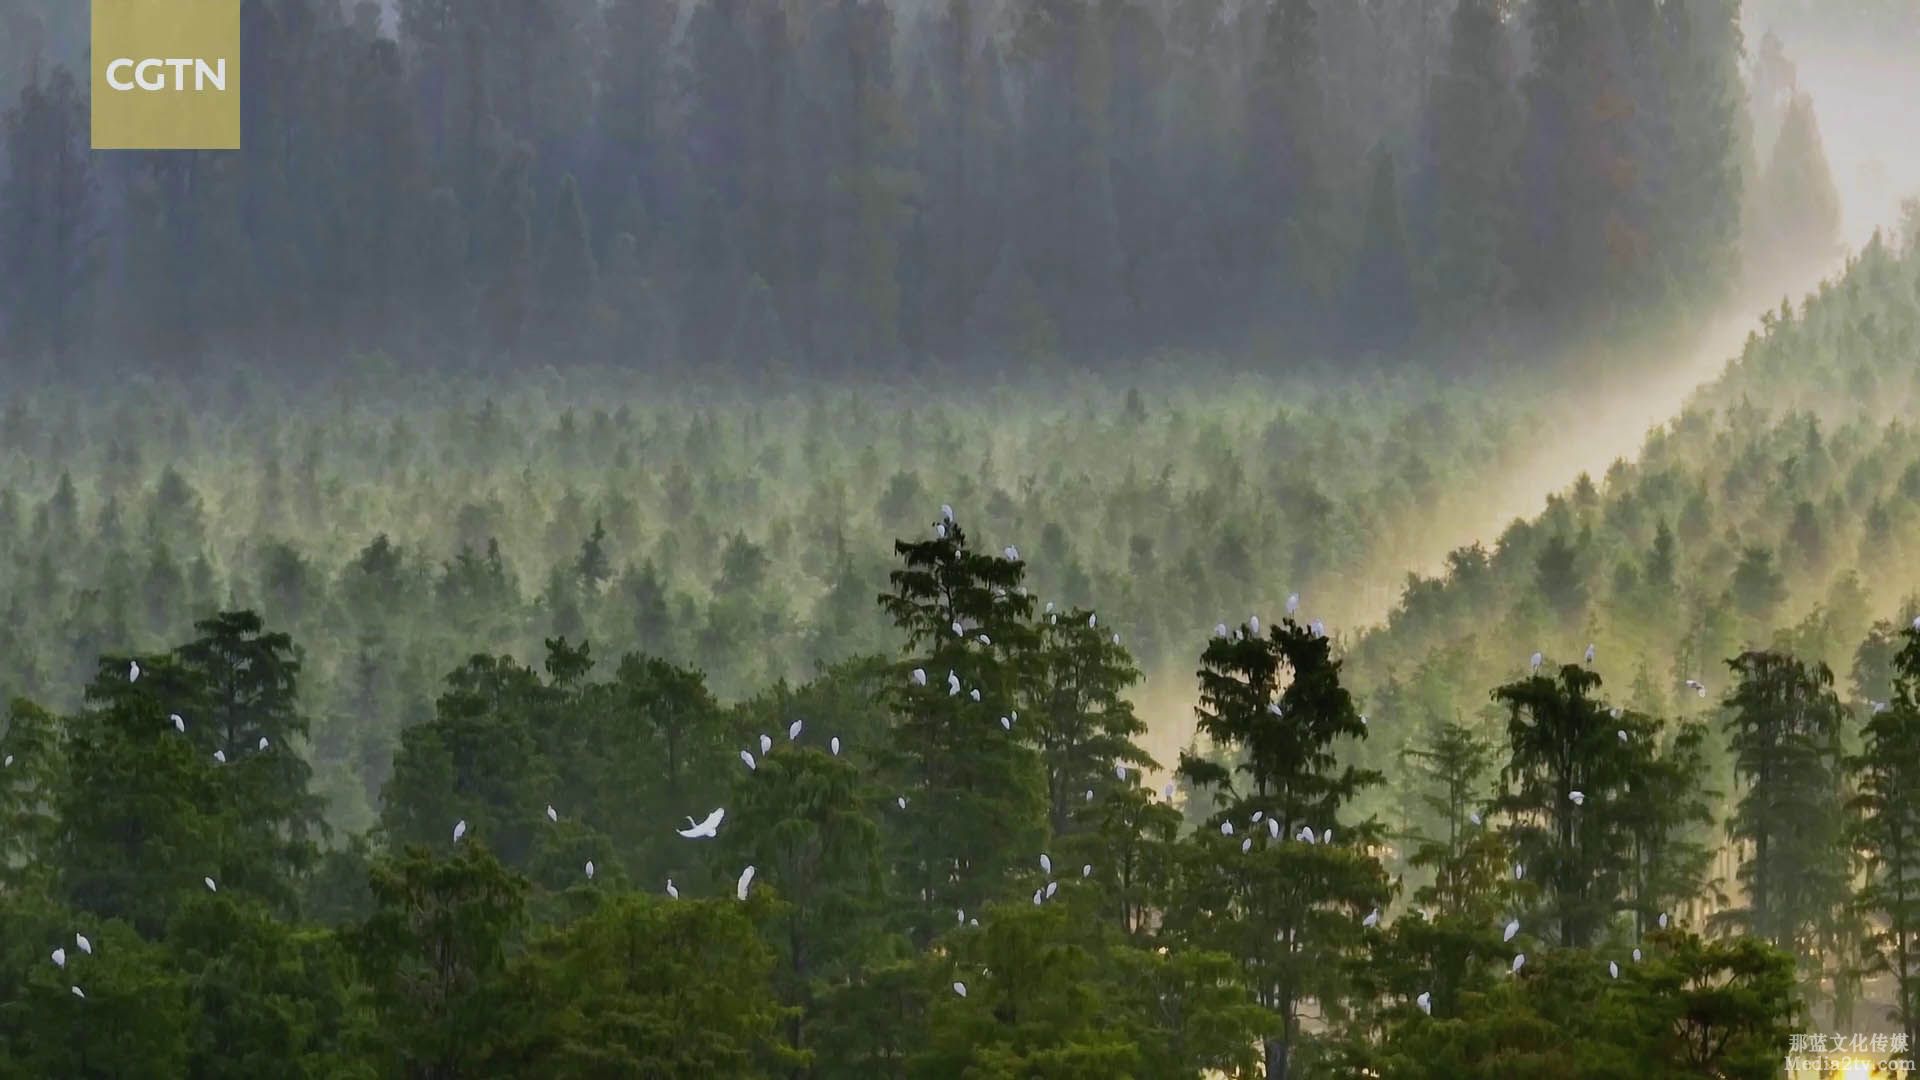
[1024,604,1157,836]
[876,511,1046,946]
[1343,148,1417,355]
[1752,91,1843,284]
[0,65,93,360]
[1717,651,1852,981]
[1173,617,1387,1080]
[1849,621,1920,1054]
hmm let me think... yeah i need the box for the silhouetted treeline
[1,0,1818,375]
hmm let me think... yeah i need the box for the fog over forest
[3,1,1920,1077]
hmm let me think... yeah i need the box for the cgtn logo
[91,0,241,150]
[104,57,230,93]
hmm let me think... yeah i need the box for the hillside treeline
[1,0,1838,374]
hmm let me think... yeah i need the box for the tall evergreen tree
[1849,621,1920,1055]
[0,65,93,359]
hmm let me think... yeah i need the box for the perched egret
[1221,821,1235,836]
[1003,544,1021,561]
[1162,782,1176,800]
[51,948,65,969]
[953,982,968,997]
[1032,889,1044,905]
[1268,703,1284,716]
[941,504,954,522]
[789,719,803,741]
[979,634,992,646]
[1112,633,1120,645]
[1268,818,1280,839]
[1512,954,1527,974]
[678,808,725,838]
[75,934,91,956]
[1514,864,1526,880]
[584,861,595,880]
[1585,643,1597,664]
[71,986,85,999]
[1310,619,1325,637]
[969,689,981,702]
[1469,811,1482,825]
[897,796,908,809]
[736,866,756,901]
[204,877,217,892]
[1570,791,1585,806]
[1040,853,1052,875]
[1082,864,1092,878]
[1088,613,1097,628]
[2,754,9,767]
[1298,827,1316,844]
[1503,919,1520,942]
[213,750,226,764]
[1322,827,1334,844]
[546,805,558,823]
[1415,991,1431,1014]
[1001,716,1012,731]
[1045,881,1058,899]
[830,737,841,756]
[1286,593,1301,615]
[1658,912,1669,929]
[947,672,961,696]
[759,733,772,755]
[911,668,927,686]
[933,522,947,539]
[453,819,467,843]
[1530,651,1543,672]
[1252,811,1264,823]
[258,736,269,751]
[666,879,678,899]
[1084,789,1092,801]
[129,661,140,683]
[1618,730,1629,743]
[1249,616,1261,636]
[1632,948,1642,962]
[171,714,186,733]
[1609,961,1619,979]
[1363,908,1380,928]
[740,750,757,771]
[1214,623,1228,637]
[1241,837,1252,853]
[1115,764,1127,781]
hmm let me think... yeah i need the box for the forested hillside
[1,0,1813,374]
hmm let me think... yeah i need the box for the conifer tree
[1850,621,1920,1054]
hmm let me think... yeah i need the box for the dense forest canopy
[0,0,1842,378]
[6,0,1920,1077]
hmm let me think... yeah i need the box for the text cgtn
[104,58,227,92]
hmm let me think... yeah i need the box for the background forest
[4,0,1920,1077]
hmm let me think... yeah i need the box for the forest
[5,0,1920,1077]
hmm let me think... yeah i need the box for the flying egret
[1609,961,1619,979]
[204,877,217,892]
[52,948,65,968]
[1415,991,1431,1014]
[911,669,927,686]
[1585,643,1596,664]
[75,934,91,956]
[258,736,269,751]
[130,661,140,682]
[1503,919,1520,942]
[953,982,968,997]
[1511,954,1526,974]
[666,879,678,899]
[736,866,756,901]
[740,750,757,771]
[171,714,185,733]
[830,737,841,756]
[678,808,725,838]
[789,719,802,741]
[1570,791,1585,806]
[759,734,772,755]
[1363,908,1380,928]
[213,750,226,764]
[546,805,558,823]
[1040,853,1052,875]
[453,819,467,843]
[584,861,595,880]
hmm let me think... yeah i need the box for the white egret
[71,986,84,999]
[1632,948,1642,962]
[1512,954,1527,974]
[953,982,967,997]
[75,934,91,956]
[1363,908,1380,928]
[1162,782,1175,800]
[1469,811,1481,825]
[1082,864,1092,878]
[213,750,226,764]
[52,948,65,969]
[1001,716,1012,731]
[1585,643,1596,664]
[1515,864,1526,880]
[933,523,947,539]
[1045,881,1058,898]
[130,661,140,682]
[2,755,9,767]
[1249,616,1261,636]
[453,819,467,843]
[1214,623,1228,637]
[789,719,803,741]
[1241,837,1252,853]
[911,668,927,686]
[258,736,269,751]
[1415,991,1431,1014]
[951,620,964,636]
[678,808,725,838]
[1658,912,1669,929]
[947,672,960,696]
[1617,730,1628,742]
[585,861,595,880]
[1268,818,1280,839]
[979,634,992,646]
[204,877,217,892]
[759,733,772,755]
[1004,546,1019,561]
[1310,619,1325,637]
[941,504,954,522]
[1084,789,1092,801]
[1503,919,1520,942]
[1298,827,1315,844]
[546,805,558,823]
[1220,821,1234,836]
[1040,853,1052,875]
[1112,633,1120,645]
[1115,764,1127,780]
[830,737,841,756]
[1032,889,1044,905]
[1570,791,1585,806]
[1530,651,1543,672]
[666,879,678,899]
[1088,613,1097,628]
[969,689,981,702]
[172,714,185,733]
[1609,961,1619,979]
[897,796,908,809]
[1322,828,1333,844]
[1286,593,1301,615]
[740,750,757,771]
[736,865,756,901]
[1252,811,1264,823]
